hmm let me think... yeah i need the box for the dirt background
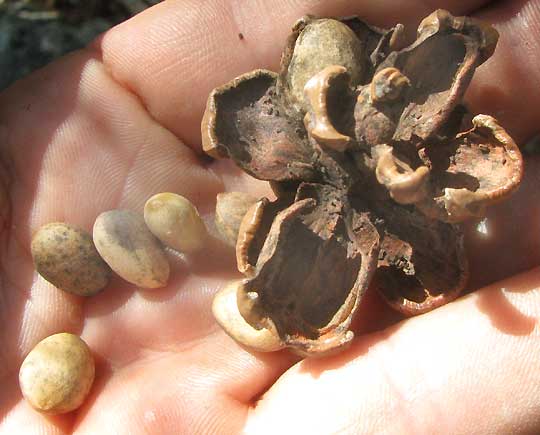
[0,0,161,90]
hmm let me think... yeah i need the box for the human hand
[1,1,540,433]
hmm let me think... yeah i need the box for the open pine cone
[202,10,523,357]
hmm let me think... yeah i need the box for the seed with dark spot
[19,333,95,414]
[31,223,111,296]
[93,210,170,288]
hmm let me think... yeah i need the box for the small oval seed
[93,210,169,288]
[19,333,95,414]
[215,192,257,247]
[287,19,364,110]
[31,223,111,296]
[144,193,207,254]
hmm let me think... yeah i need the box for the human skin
[1,0,540,433]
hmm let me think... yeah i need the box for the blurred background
[0,0,162,90]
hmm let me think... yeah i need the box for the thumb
[246,267,540,434]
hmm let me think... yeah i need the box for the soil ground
[0,0,161,90]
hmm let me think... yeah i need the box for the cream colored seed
[144,193,207,254]
[31,222,111,296]
[215,192,257,247]
[19,333,95,415]
[212,281,284,352]
[93,210,170,288]
[287,19,364,111]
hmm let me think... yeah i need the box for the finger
[98,0,490,149]
[461,0,540,287]
[469,0,540,143]
[465,154,540,290]
[0,52,221,232]
[246,266,540,434]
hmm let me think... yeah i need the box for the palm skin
[1,1,540,434]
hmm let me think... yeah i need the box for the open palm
[2,1,540,434]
